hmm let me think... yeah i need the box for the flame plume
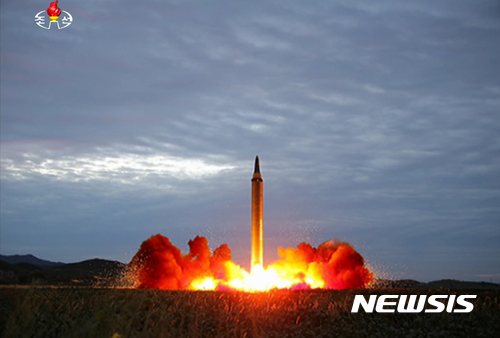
[128,234,373,292]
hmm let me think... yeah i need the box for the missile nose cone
[252,156,262,181]
[254,156,260,174]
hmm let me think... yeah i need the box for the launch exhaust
[251,156,263,272]
[128,155,374,291]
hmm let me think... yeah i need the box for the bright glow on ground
[189,263,326,292]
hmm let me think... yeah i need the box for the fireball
[128,234,373,292]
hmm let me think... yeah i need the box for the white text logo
[351,295,477,313]
[35,1,73,30]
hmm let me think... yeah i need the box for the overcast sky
[1,0,499,282]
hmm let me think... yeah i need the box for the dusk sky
[1,0,499,282]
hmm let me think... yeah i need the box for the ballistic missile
[251,156,264,271]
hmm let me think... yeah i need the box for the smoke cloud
[128,234,373,291]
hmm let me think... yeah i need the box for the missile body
[251,156,263,270]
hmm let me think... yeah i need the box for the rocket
[251,156,264,270]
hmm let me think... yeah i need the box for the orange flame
[128,234,373,292]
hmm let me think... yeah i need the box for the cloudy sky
[1,0,499,282]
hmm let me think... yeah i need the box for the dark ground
[1,286,499,338]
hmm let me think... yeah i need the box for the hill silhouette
[0,254,65,269]
[0,255,125,286]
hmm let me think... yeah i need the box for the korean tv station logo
[35,1,73,30]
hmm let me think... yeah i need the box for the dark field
[1,287,499,338]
